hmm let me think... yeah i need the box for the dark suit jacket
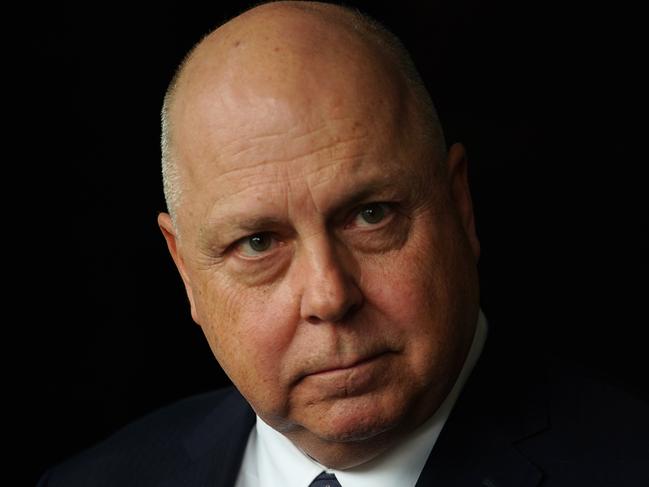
[38,333,649,486]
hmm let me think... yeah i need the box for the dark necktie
[309,471,342,487]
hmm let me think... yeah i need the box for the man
[38,2,647,486]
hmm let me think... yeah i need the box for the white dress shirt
[235,310,488,487]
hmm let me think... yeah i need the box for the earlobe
[157,212,201,324]
[446,143,481,260]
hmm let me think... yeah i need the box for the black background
[26,1,646,483]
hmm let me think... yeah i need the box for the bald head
[161,1,445,234]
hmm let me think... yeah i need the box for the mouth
[294,350,394,397]
[305,350,392,378]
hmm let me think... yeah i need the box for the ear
[446,143,480,260]
[157,212,200,324]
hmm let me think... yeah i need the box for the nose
[297,238,363,324]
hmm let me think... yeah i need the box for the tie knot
[309,471,342,487]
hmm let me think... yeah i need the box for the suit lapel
[416,328,550,487]
[415,410,544,487]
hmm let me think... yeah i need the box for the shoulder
[38,387,253,487]
[532,356,648,465]
[454,333,649,485]
[546,355,648,422]
[513,354,649,484]
[476,325,648,437]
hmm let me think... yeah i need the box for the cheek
[362,241,444,331]
[360,225,467,370]
[192,273,298,413]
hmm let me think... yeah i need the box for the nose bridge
[296,231,362,324]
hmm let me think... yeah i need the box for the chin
[306,396,405,443]
[294,400,409,470]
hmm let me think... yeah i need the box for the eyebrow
[226,216,286,233]
[331,179,398,211]
[197,215,284,249]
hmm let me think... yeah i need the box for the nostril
[306,315,324,325]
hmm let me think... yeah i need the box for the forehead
[179,80,425,220]
[169,12,434,230]
[176,52,412,167]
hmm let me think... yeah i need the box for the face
[160,44,480,466]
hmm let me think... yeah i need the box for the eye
[236,233,277,257]
[354,203,389,226]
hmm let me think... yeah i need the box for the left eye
[355,203,389,226]
[236,233,277,257]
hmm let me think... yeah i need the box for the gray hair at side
[160,1,446,236]
[160,67,189,234]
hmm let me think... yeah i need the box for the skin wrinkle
[197,179,411,268]
[218,127,367,169]
[158,1,479,469]
[172,36,416,219]
[223,125,368,172]
[196,154,396,250]
[190,132,370,216]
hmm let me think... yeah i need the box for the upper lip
[304,350,389,377]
